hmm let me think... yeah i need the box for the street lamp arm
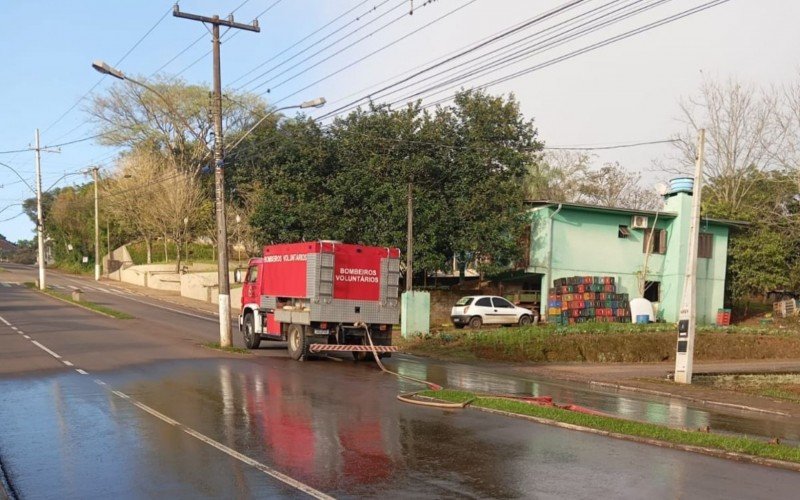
[92,60,209,150]
[226,105,299,154]
[0,160,35,194]
[226,97,326,154]
[43,170,90,193]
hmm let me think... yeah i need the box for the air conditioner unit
[631,215,649,229]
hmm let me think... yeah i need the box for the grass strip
[24,282,134,319]
[202,342,251,355]
[403,322,800,363]
[418,389,800,465]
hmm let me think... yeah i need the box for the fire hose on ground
[358,323,608,416]
[357,323,470,409]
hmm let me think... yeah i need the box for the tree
[234,90,541,280]
[89,77,264,172]
[526,150,591,201]
[103,149,162,263]
[578,162,663,210]
[671,75,779,214]
[526,152,661,210]
[23,185,95,268]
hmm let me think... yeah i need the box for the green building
[526,182,740,324]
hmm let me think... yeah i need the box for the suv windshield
[455,297,474,306]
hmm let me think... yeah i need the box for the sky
[1,0,798,243]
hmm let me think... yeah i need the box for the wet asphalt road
[1,264,800,498]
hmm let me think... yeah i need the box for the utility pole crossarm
[172,5,260,32]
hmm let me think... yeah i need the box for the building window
[644,281,660,302]
[642,228,667,254]
[698,232,713,258]
[618,225,630,238]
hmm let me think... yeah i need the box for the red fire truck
[236,241,401,360]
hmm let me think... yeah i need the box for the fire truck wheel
[242,313,261,349]
[287,323,308,361]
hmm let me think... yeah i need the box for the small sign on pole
[82,256,89,263]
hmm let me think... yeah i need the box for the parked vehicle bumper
[451,315,471,326]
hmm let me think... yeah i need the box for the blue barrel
[670,177,694,194]
[635,314,649,324]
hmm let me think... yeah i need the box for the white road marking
[23,335,30,339]
[68,285,80,290]
[0,312,325,498]
[11,326,18,331]
[109,391,332,499]
[31,340,62,359]
[107,293,218,323]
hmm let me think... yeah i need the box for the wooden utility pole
[406,181,413,292]
[674,128,705,384]
[173,5,260,347]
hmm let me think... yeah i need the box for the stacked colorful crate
[546,276,631,325]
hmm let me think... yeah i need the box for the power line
[150,32,207,77]
[382,0,668,108]
[228,0,370,87]
[237,0,400,92]
[316,0,588,120]
[0,147,31,155]
[42,4,174,137]
[270,0,480,106]
[172,1,284,79]
[544,139,679,150]
[414,0,730,110]
[324,0,629,111]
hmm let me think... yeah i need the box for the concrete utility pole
[406,181,413,292]
[674,128,706,384]
[32,130,63,290]
[34,130,45,289]
[92,166,100,281]
[173,5,260,347]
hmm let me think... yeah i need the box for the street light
[92,59,325,347]
[226,97,326,153]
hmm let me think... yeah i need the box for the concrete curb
[28,287,124,320]
[588,380,792,417]
[428,399,800,472]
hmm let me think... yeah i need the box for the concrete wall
[181,272,218,302]
[147,272,182,292]
[107,261,241,311]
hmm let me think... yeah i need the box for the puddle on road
[385,355,800,442]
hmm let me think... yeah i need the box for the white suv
[451,295,535,329]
